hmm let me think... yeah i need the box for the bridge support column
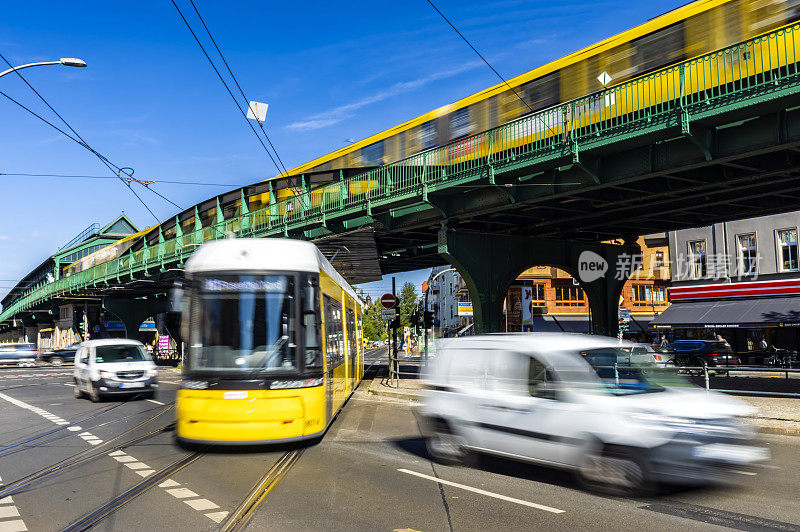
[103,297,170,340]
[437,228,639,336]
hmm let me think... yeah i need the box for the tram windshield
[189,274,296,372]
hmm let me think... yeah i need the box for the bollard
[703,364,710,391]
[614,363,619,386]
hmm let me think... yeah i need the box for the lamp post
[0,58,87,80]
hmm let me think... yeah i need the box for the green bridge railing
[3,23,800,321]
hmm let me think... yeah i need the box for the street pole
[424,288,429,361]
[392,276,398,384]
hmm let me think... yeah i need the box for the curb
[755,424,800,436]
[367,388,421,402]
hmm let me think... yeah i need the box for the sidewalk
[367,374,800,436]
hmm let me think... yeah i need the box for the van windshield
[95,345,148,363]
[579,348,688,395]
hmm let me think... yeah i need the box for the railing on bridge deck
[3,23,800,321]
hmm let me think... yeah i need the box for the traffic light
[411,310,420,327]
[423,310,435,328]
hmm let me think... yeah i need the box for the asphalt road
[0,351,799,531]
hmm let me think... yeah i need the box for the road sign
[381,293,397,309]
[381,308,397,321]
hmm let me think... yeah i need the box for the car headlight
[146,369,158,377]
[99,370,116,379]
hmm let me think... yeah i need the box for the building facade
[653,210,800,355]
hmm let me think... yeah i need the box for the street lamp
[0,57,87,80]
[424,267,456,358]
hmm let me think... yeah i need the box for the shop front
[650,280,800,359]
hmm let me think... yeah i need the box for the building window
[555,285,585,307]
[738,233,757,275]
[532,283,546,307]
[778,229,799,272]
[654,251,665,268]
[632,284,667,307]
[688,240,707,279]
[59,307,70,320]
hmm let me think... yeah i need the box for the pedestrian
[716,334,731,349]
[760,337,768,350]
[659,336,668,349]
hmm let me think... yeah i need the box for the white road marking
[63,383,73,387]
[78,432,92,437]
[0,506,20,518]
[108,450,126,457]
[733,470,758,476]
[0,519,28,532]
[86,439,103,446]
[0,496,13,505]
[67,426,82,432]
[136,470,155,477]
[145,399,165,405]
[204,511,229,523]
[184,499,219,511]
[158,479,181,488]
[125,462,151,470]
[113,456,139,463]
[397,469,565,514]
[166,488,199,499]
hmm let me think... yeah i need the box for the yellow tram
[176,238,364,445]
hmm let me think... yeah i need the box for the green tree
[399,281,418,328]
[363,301,387,341]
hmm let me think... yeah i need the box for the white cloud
[287,61,483,132]
[0,235,10,241]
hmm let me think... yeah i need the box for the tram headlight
[270,377,323,390]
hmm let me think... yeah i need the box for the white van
[419,333,768,491]
[73,339,158,402]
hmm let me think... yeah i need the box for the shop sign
[703,324,739,328]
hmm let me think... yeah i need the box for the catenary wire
[0,172,239,187]
[169,0,285,177]
[425,0,560,139]
[0,53,163,221]
[187,0,290,177]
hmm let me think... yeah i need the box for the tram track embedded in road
[0,405,175,498]
[61,448,208,532]
[218,448,304,531]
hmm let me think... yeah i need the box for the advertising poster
[506,286,522,332]
[522,286,534,332]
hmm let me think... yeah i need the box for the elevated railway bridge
[4,24,800,339]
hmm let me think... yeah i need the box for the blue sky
[0,0,685,302]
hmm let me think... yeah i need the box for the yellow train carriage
[176,238,363,445]
[276,0,800,179]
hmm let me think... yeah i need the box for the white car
[73,339,158,402]
[419,333,767,492]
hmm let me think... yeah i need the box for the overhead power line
[186,0,290,177]
[170,0,288,177]
[425,0,559,138]
[0,51,184,220]
[0,172,238,187]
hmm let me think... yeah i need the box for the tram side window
[519,71,560,113]
[346,308,357,363]
[631,22,686,75]
[324,295,344,367]
[303,275,322,369]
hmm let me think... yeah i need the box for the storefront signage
[703,324,739,328]
[457,302,473,317]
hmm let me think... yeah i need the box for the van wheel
[425,421,473,465]
[577,442,652,496]
[88,386,101,403]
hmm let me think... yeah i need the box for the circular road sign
[380,293,397,309]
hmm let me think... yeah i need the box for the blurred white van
[419,333,767,491]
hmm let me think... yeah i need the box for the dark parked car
[664,340,740,370]
[0,343,38,367]
[39,344,80,366]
